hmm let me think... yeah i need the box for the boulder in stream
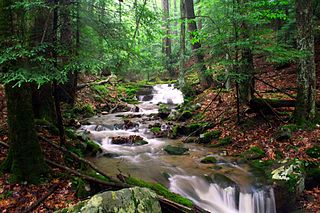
[164,145,189,155]
[111,135,148,146]
[59,187,162,213]
[200,156,217,164]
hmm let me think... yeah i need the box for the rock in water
[59,187,162,213]
[164,145,189,155]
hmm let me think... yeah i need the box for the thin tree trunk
[185,0,212,89]
[294,0,316,122]
[237,0,254,104]
[179,0,186,88]
[162,0,174,77]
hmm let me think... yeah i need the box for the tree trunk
[179,0,186,88]
[294,0,316,123]
[162,0,174,77]
[237,0,255,104]
[32,84,57,124]
[1,83,48,183]
[59,0,77,105]
[0,0,48,183]
[31,3,56,124]
[185,0,212,89]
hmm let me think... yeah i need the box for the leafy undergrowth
[188,58,320,212]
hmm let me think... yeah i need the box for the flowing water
[78,84,276,213]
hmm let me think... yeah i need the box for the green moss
[85,169,110,182]
[200,130,222,144]
[240,146,266,160]
[85,140,102,156]
[65,128,77,140]
[281,124,298,132]
[34,119,59,135]
[200,156,217,164]
[66,103,96,119]
[125,177,193,207]
[72,177,90,198]
[91,85,108,95]
[249,160,275,181]
[177,110,192,121]
[150,127,161,133]
[170,125,179,139]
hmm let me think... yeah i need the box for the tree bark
[294,0,316,123]
[179,0,186,89]
[185,0,212,89]
[237,0,255,104]
[162,0,174,77]
[1,83,48,183]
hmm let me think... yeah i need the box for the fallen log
[249,98,296,109]
[45,159,129,189]
[77,78,112,90]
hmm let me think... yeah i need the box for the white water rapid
[79,84,277,213]
[169,175,276,213]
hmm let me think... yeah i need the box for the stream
[78,84,276,213]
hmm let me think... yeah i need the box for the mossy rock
[200,156,217,164]
[60,187,162,213]
[240,146,266,160]
[85,140,103,156]
[150,127,161,133]
[164,145,189,155]
[177,110,192,121]
[305,146,320,158]
[200,130,221,144]
[249,160,274,179]
[158,104,171,119]
[134,140,148,146]
[274,125,295,141]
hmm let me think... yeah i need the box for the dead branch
[77,77,112,90]
[254,76,296,99]
[45,159,129,189]
[22,184,59,213]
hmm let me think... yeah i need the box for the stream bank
[77,84,277,213]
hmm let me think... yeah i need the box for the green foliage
[306,146,320,159]
[125,177,193,207]
[150,127,161,133]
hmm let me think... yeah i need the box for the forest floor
[0,57,319,212]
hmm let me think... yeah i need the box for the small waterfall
[169,175,276,213]
[141,84,184,105]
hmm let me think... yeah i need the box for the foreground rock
[59,187,162,213]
